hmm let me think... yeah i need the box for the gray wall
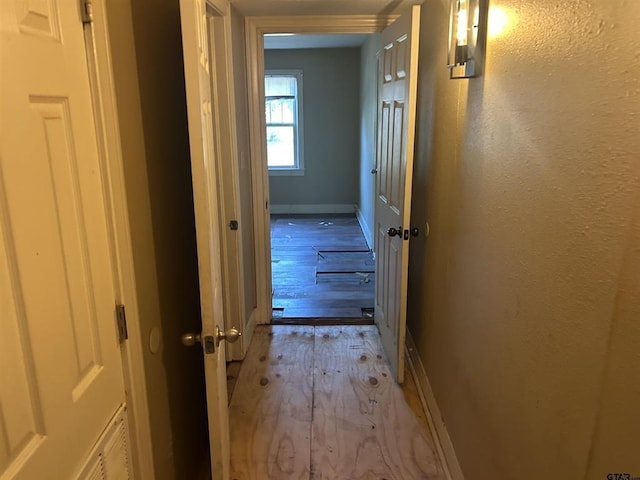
[357,34,381,246]
[265,48,361,209]
[407,0,640,478]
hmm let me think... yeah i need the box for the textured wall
[357,34,381,245]
[407,0,640,478]
[106,0,209,478]
[265,48,361,207]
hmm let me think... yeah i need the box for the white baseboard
[269,203,356,215]
[355,207,373,250]
[406,331,464,480]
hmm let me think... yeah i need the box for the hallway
[228,325,444,479]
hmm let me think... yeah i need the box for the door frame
[245,15,398,324]
[83,1,154,478]
[206,2,255,361]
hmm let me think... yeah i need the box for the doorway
[243,17,390,328]
[262,34,380,323]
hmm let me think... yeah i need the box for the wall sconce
[448,0,488,78]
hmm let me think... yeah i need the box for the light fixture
[487,7,509,38]
[448,0,487,79]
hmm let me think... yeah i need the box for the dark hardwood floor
[271,214,375,323]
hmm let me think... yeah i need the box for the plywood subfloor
[229,325,444,480]
[271,215,374,321]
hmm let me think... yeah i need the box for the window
[265,70,304,174]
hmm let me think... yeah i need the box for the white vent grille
[77,404,132,480]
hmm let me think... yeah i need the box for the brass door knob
[216,326,241,347]
[181,332,201,347]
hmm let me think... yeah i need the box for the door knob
[216,326,241,347]
[371,168,378,174]
[387,227,402,237]
[181,332,201,347]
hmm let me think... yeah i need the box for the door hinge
[116,304,128,343]
[80,0,93,24]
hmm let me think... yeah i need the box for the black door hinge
[116,304,128,343]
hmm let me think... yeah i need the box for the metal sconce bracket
[447,0,489,79]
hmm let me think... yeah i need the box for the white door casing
[206,11,255,361]
[374,5,421,384]
[0,0,127,478]
[178,0,231,478]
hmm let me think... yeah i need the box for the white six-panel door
[374,5,421,384]
[0,1,126,478]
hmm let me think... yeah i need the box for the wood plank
[229,326,314,479]
[316,263,375,274]
[274,298,374,310]
[316,273,374,285]
[314,247,370,253]
[317,252,374,261]
[282,306,365,319]
[271,239,368,249]
[271,253,315,262]
[271,221,368,249]
[272,246,319,252]
[273,283,374,298]
[274,282,374,293]
[316,252,375,274]
[271,213,357,222]
[271,261,317,270]
[311,326,443,479]
[273,318,374,326]
[271,267,317,287]
[272,258,319,267]
[271,224,362,233]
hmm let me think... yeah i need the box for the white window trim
[265,69,304,175]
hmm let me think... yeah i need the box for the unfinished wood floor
[271,215,375,321]
[229,325,444,480]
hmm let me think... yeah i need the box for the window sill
[268,168,305,177]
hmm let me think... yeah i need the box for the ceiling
[229,0,415,17]
[264,34,372,50]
